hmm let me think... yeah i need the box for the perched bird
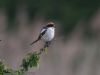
[30,22,55,47]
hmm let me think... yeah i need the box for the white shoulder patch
[41,29,46,33]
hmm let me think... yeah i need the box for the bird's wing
[30,27,48,45]
[41,29,46,33]
[40,28,47,36]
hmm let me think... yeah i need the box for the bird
[30,22,55,47]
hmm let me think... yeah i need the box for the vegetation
[0,44,48,75]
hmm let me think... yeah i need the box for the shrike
[30,22,55,47]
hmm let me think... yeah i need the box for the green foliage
[0,60,4,74]
[0,46,48,75]
[0,60,13,75]
[21,52,40,71]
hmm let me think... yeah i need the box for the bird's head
[46,22,55,28]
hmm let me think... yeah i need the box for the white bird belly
[42,28,55,42]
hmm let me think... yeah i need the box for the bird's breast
[42,28,55,41]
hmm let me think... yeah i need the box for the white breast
[42,27,55,42]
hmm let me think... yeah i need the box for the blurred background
[0,0,100,75]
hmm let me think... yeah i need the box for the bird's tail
[30,36,41,46]
[30,39,39,45]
